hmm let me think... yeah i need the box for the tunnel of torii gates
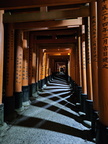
[0,0,108,143]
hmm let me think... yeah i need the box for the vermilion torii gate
[0,1,108,143]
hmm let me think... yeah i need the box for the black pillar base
[0,104,4,125]
[41,79,44,88]
[85,99,93,121]
[46,77,48,84]
[22,86,29,102]
[96,120,108,144]
[4,96,16,121]
[38,80,42,89]
[31,83,36,94]
[43,78,46,86]
[36,81,39,91]
[91,110,98,137]
[36,82,38,92]
[77,86,82,103]
[45,77,47,84]
[81,94,88,113]
[15,92,23,109]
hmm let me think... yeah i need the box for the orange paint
[15,30,23,92]
[22,38,29,86]
[0,11,4,104]
[75,46,80,86]
[29,34,33,85]
[85,17,93,100]
[81,25,87,94]
[32,44,36,84]
[97,0,108,126]
[90,1,99,111]
[78,30,82,87]
[5,24,14,97]
[70,46,76,81]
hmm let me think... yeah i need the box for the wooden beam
[49,55,69,60]
[4,6,89,23]
[38,43,73,48]
[35,37,76,44]
[31,29,77,36]
[0,0,95,10]
[45,48,71,52]
[46,51,69,54]
[14,19,82,29]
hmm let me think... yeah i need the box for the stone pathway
[0,75,95,144]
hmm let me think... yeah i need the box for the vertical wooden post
[0,10,4,125]
[29,34,36,95]
[34,46,39,91]
[29,34,33,87]
[34,45,37,92]
[98,0,108,125]
[70,46,76,82]
[36,46,39,83]
[31,41,36,93]
[45,54,49,77]
[42,52,46,79]
[78,29,82,87]
[96,1,108,143]
[68,59,70,77]
[81,25,87,94]
[22,33,29,87]
[5,24,14,97]
[80,25,88,113]
[5,24,15,118]
[46,54,50,76]
[84,16,94,121]
[98,0,108,123]
[22,32,30,106]
[90,1,99,111]
[75,45,80,86]
[15,30,23,110]
[85,17,93,100]
[38,48,43,89]
[90,1,99,134]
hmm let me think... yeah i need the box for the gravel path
[0,75,95,144]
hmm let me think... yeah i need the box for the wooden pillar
[4,24,15,118]
[90,1,99,111]
[81,25,87,94]
[39,48,43,81]
[22,32,30,106]
[29,34,36,95]
[46,55,50,76]
[85,17,93,100]
[45,54,49,77]
[31,41,36,93]
[14,30,23,110]
[70,46,76,82]
[35,46,40,91]
[0,10,4,125]
[96,1,108,143]
[97,0,108,125]
[36,46,39,82]
[68,59,70,76]
[29,34,33,87]
[5,24,14,97]
[75,44,80,86]
[38,48,43,89]
[78,29,82,87]
[90,1,99,135]
[22,33,29,88]
[42,52,46,79]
